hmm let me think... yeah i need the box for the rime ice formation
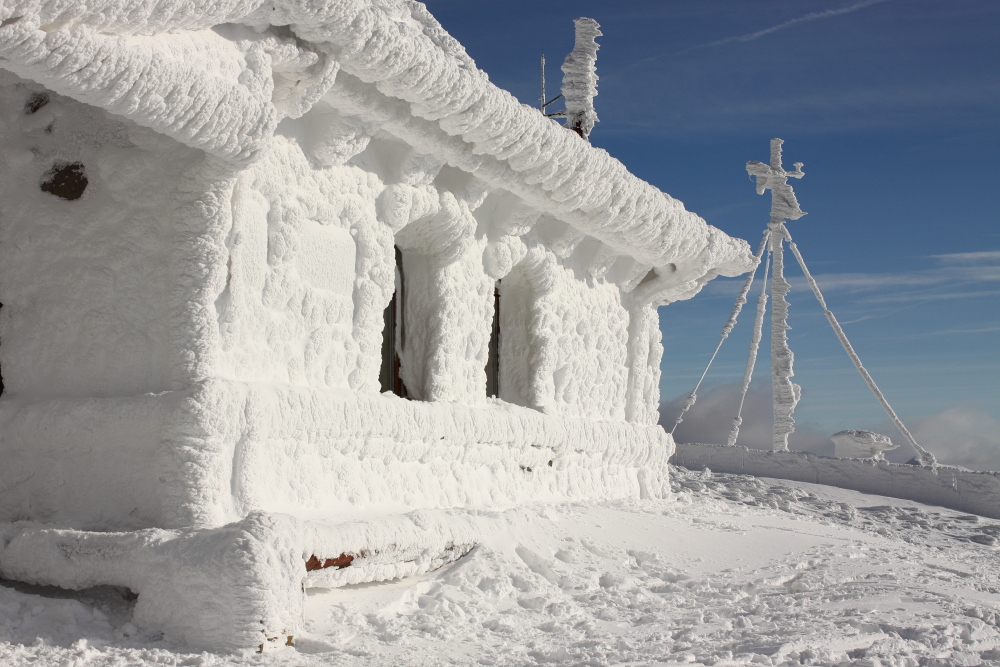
[560,17,601,139]
[0,0,754,651]
[728,234,772,447]
[747,139,806,452]
[788,238,938,467]
[831,429,898,459]
[723,138,935,466]
[671,230,769,438]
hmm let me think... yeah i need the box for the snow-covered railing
[673,443,1000,520]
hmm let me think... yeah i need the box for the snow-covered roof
[0,0,754,296]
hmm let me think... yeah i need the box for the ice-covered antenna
[675,138,936,467]
[747,138,805,452]
[747,138,806,225]
[540,55,564,116]
[560,17,601,139]
[745,138,935,465]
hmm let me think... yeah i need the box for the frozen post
[560,18,601,139]
[747,138,806,452]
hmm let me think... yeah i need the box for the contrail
[686,0,892,52]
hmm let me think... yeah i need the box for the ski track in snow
[1,468,998,666]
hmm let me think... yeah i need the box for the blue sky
[424,0,999,467]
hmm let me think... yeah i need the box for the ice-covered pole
[728,245,772,447]
[671,230,771,436]
[747,138,806,452]
[561,18,601,140]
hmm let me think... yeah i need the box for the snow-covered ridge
[0,0,753,282]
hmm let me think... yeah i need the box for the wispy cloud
[705,249,1000,304]
[860,289,1000,304]
[659,382,832,454]
[933,250,1000,264]
[900,325,1000,338]
[685,0,893,52]
[883,407,1000,471]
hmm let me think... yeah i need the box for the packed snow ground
[2,467,998,666]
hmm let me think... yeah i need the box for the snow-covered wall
[0,75,217,399]
[499,246,629,420]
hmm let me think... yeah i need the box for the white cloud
[661,385,1000,472]
[883,407,1000,471]
[659,382,832,455]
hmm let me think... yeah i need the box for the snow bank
[5,479,999,664]
[673,442,1000,519]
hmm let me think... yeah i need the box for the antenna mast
[540,54,546,112]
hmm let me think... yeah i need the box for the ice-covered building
[0,0,753,650]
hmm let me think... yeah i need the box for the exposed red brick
[305,553,355,571]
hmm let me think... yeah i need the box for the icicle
[769,224,800,452]
[786,237,937,467]
[671,230,770,435]
[728,246,771,447]
[561,18,601,139]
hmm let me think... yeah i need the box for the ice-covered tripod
[671,138,936,467]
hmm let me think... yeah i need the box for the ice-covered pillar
[623,301,663,425]
[747,139,806,452]
[392,183,495,403]
[560,18,601,140]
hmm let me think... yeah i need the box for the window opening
[486,282,500,398]
[379,247,407,397]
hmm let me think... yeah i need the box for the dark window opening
[486,283,500,398]
[379,247,407,397]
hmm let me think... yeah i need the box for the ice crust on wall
[0,376,672,530]
[0,74,231,399]
[0,72,675,531]
[499,246,629,420]
[217,134,394,393]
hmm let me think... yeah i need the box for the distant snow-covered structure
[0,0,753,650]
[831,429,898,460]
